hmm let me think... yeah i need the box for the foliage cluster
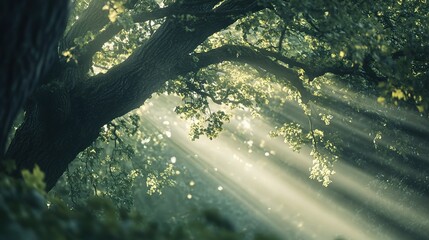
[51,113,177,210]
[0,167,278,240]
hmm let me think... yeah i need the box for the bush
[0,168,278,240]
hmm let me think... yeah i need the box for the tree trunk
[0,0,68,155]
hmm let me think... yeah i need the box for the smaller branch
[183,45,313,103]
[185,74,245,105]
[93,64,110,71]
[195,87,243,105]
[392,46,429,62]
[257,48,309,70]
[257,47,361,80]
[66,167,78,206]
[361,54,387,84]
[92,183,98,196]
[277,26,287,54]
[62,0,111,51]
[303,13,322,34]
[307,105,318,152]
[109,122,122,143]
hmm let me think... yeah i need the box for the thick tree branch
[7,0,265,190]
[180,45,313,102]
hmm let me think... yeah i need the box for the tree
[0,0,68,155]
[2,0,428,192]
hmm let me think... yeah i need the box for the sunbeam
[134,93,429,240]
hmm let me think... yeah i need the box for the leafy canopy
[53,0,429,198]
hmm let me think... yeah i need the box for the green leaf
[22,165,46,192]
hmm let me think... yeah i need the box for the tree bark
[0,0,68,155]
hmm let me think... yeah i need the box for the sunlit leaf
[22,165,46,192]
[391,89,405,100]
[377,96,386,104]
